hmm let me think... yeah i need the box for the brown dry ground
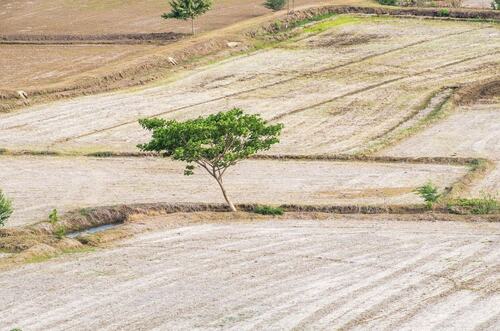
[0,155,467,227]
[1,17,498,155]
[1,215,499,330]
[0,44,160,89]
[0,0,339,91]
[0,0,338,35]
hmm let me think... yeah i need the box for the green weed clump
[377,0,398,5]
[447,195,499,215]
[414,182,441,209]
[49,208,59,224]
[437,9,450,17]
[254,205,284,216]
[0,189,13,227]
[54,225,66,239]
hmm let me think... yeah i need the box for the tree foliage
[264,0,287,11]
[162,0,212,34]
[0,189,13,227]
[138,108,283,211]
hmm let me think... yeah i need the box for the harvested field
[1,216,499,330]
[382,98,500,197]
[382,100,500,160]
[0,44,159,89]
[1,17,498,154]
[0,156,467,227]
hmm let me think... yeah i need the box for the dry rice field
[1,216,499,330]
[0,11,499,330]
[1,17,498,154]
[0,156,467,227]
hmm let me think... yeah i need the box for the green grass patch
[253,205,284,216]
[290,12,337,29]
[447,196,500,215]
[303,16,361,34]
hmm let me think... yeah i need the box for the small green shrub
[0,189,13,227]
[264,0,287,11]
[254,205,284,216]
[49,208,59,224]
[378,0,397,5]
[448,195,500,215]
[54,225,66,239]
[492,0,500,9]
[415,182,441,209]
[437,8,450,16]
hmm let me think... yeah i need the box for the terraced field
[0,156,467,227]
[1,17,498,154]
[0,10,499,330]
[1,216,499,330]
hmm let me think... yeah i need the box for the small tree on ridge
[162,0,212,35]
[138,108,283,211]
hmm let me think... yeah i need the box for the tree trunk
[215,177,237,212]
[191,18,195,35]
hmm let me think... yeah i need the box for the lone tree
[162,0,212,35]
[138,108,283,211]
[0,189,13,227]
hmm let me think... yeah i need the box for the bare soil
[382,98,500,197]
[0,216,498,330]
[1,17,498,155]
[0,156,466,227]
[0,0,355,35]
[0,44,160,89]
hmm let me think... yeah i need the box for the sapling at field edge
[138,108,283,211]
[162,0,212,35]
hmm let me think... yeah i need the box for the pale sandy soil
[463,0,494,8]
[0,44,159,89]
[1,217,499,330]
[1,17,498,154]
[0,156,467,227]
[382,99,500,197]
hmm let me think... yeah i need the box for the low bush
[378,0,398,5]
[49,208,59,224]
[437,8,450,16]
[493,0,500,9]
[414,182,441,209]
[54,225,66,239]
[0,189,13,227]
[448,195,500,215]
[264,0,287,11]
[253,205,284,216]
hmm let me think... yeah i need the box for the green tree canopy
[264,0,286,11]
[138,108,283,211]
[0,189,13,227]
[162,0,212,35]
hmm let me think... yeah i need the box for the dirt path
[1,217,498,330]
[1,17,498,155]
[0,156,467,227]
